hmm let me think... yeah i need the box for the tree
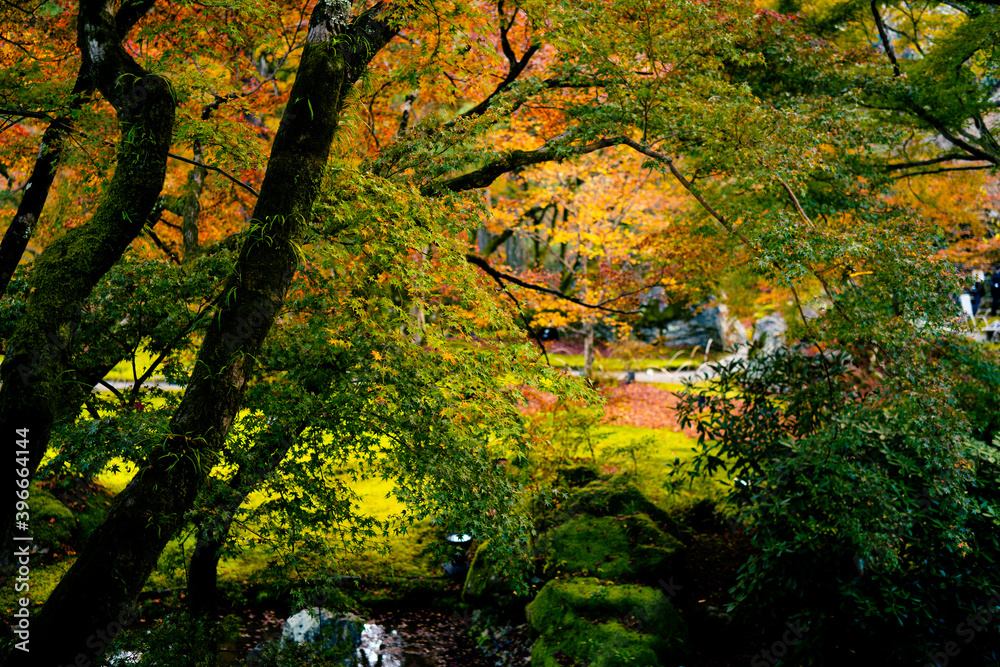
[774,1,1000,264]
[485,148,726,375]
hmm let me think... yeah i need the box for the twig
[167,153,259,197]
[465,254,640,315]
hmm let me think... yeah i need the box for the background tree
[485,149,726,375]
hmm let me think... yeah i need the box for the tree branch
[145,225,181,265]
[622,138,754,248]
[0,108,54,121]
[893,165,993,177]
[871,1,901,77]
[883,153,989,170]
[465,254,640,314]
[167,152,259,197]
[432,136,625,193]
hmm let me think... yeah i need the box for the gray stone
[357,623,403,667]
[106,651,142,666]
[716,304,748,349]
[640,303,747,351]
[751,312,787,353]
[280,608,363,665]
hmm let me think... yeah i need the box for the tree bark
[0,0,175,546]
[0,74,92,298]
[187,528,227,615]
[0,0,155,298]
[180,142,207,262]
[583,318,596,378]
[17,5,399,664]
[188,419,305,615]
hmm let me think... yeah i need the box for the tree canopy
[2,0,1000,664]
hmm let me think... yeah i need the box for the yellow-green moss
[29,485,76,550]
[463,538,516,601]
[526,577,687,666]
[536,513,682,581]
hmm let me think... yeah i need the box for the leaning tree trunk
[17,5,399,665]
[0,71,92,298]
[0,0,175,546]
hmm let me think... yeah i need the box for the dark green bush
[677,343,1000,665]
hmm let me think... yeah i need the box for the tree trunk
[0,3,154,298]
[187,419,306,615]
[583,318,596,378]
[0,73,92,298]
[0,0,175,546]
[187,527,228,615]
[180,142,207,262]
[17,6,399,664]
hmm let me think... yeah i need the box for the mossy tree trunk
[17,4,399,664]
[180,143,207,262]
[0,73,92,298]
[0,0,174,546]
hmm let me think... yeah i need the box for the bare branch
[893,165,993,177]
[167,153,260,197]
[778,178,814,228]
[465,254,640,314]
[884,153,989,170]
[622,138,754,248]
[433,136,624,193]
[871,1,901,77]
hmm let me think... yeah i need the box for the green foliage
[108,611,240,667]
[677,342,1000,663]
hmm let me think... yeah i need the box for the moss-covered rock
[564,477,684,536]
[556,465,600,488]
[526,577,687,666]
[462,539,515,601]
[536,513,683,582]
[29,485,76,551]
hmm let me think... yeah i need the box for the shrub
[676,344,1000,664]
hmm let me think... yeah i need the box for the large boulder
[536,513,683,582]
[751,311,787,353]
[639,302,747,350]
[718,303,749,348]
[527,577,687,667]
[463,539,513,601]
[556,476,685,538]
[278,608,363,666]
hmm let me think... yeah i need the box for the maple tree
[485,148,727,375]
[1,0,1000,664]
[777,0,1000,270]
